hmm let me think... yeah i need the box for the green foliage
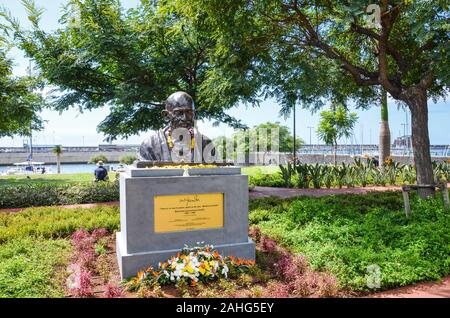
[317,104,358,156]
[88,154,108,164]
[119,154,137,165]
[0,173,115,186]
[8,0,245,140]
[0,181,119,209]
[308,163,322,189]
[52,145,63,155]
[278,162,294,188]
[254,159,435,190]
[0,206,120,243]
[215,122,303,159]
[433,161,450,184]
[0,42,45,137]
[249,192,450,291]
[0,204,120,298]
[353,157,374,187]
[0,237,70,298]
[294,163,310,189]
[248,172,284,188]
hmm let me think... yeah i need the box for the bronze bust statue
[137,92,214,163]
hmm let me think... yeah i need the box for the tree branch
[378,2,401,97]
[351,22,407,72]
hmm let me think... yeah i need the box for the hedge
[0,182,119,209]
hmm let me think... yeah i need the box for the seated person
[94,161,108,181]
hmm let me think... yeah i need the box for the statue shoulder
[138,129,165,161]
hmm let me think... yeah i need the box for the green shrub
[0,237,70,298]
[248,173,285,188]
[0,181,119,209]
[119,154,137,165]
[0,206,120,243]
[88,154,108,164]
[250,192,450,291]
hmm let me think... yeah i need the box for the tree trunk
[57,154,61,174]
[333,142,337,165]
[379,90,391,165]
[404,88,434,199]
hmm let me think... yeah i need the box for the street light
[307,126,314,153]
[293,106,296,159]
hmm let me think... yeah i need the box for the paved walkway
[0,201,120,214]
[0,185,400,213]
[249,185,402,199]
[369,277,450,298]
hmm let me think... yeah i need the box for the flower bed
[126,244,254,291]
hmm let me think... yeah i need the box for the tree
[119,154,137,165]
[214,122,303,163]
[88,154,108,164]
[0,35,44,137]
[379,89,391,164]
[189,0,449,198]
[317,104,358,165]
[52,145,63,174]
[6,0,247,141]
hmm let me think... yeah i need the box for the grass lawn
[0,173,117,186]
[0,166,278,186]
[241,166,280,176]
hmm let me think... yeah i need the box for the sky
[0,0,448,147]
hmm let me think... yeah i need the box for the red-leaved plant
[104,282,124,298]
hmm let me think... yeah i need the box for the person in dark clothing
[94,161,108,181]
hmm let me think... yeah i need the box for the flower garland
[167,128,195,150]
[126,244,254,289]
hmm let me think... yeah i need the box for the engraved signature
[179,195,200,206]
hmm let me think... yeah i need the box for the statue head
[162,91,195,129]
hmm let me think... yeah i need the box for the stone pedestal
[116,168,255,279]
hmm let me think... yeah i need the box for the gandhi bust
[138,92,214,163]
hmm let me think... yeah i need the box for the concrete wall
[244,153,449,165]
[1,150,448,166]
[0,151,137,165]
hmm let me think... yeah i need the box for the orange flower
[213,251,220,258]
[229,255,235,262]
[137,271,145,281]
[190,280,198,287]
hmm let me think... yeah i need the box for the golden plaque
[154,193,224,233]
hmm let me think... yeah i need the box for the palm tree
[52,145,63,174]
[379,89,391,165]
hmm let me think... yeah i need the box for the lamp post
[293,106,296,160]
